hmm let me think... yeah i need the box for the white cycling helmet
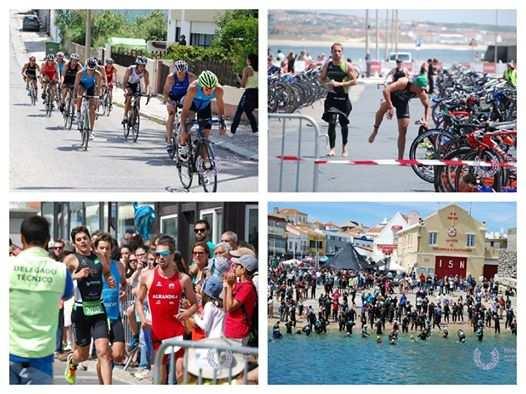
[70,53,80,61]
[174,60,188,72]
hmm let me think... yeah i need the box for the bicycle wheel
[176,141,194,190]
[453,150,502,192]
[169,135,177,160]
[197,141,218,192]
[433,147,472,192]
[30,85,37,105]
[408,129,455,183]
[123,113,131,140]
[132,112,140,142]
[46,93,53,117]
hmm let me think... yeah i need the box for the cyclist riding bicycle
[55,52,66,81]
[178,70,226,160]
[21,55,40,95]
[104,58,117,104]
[60,53,82,113]
[162,59,196,151]
[40,54,58,102]
[73,57,103,131]
[122,56,150,126]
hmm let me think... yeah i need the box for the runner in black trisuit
[63,226,115,385]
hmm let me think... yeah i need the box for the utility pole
[365,10,369,60]
[375,9,379,60]
[494,10,499,64]
[391,9,395,54]
[84,10,91,61]
[384,9,389,61]
[394,10,399,54]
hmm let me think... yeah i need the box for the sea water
[268,331,516,384]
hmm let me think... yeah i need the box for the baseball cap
[229,247,255,258]
[232,255,258,274]
[202,276,223,300]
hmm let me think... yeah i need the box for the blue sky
[314,10,516,27]
[268,202,516,233]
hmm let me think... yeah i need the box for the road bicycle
[123,92,150,142]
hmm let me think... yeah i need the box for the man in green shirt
[503,62,517,87]
[10,216,74,384]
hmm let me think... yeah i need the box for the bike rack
[269,114,328,192]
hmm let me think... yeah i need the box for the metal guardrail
[154,339,258,385]
[269,114,327,192]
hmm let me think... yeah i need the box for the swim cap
[414,74,429,89]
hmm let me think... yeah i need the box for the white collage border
[2,0,523,393]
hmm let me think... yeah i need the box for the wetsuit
[392,68,406,82]
[322,61,352,149]
[169,72,190,106]
[148,268,185,352]
[390,81,417,119]
[102,261,125,344]
[183,85,216,129]
[79,69,96,97]
[71,254,109,347]
[63,63,81,89]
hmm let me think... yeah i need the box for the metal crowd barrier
[269,113,327,192]
[154,339,258,385]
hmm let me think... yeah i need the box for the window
[161,214,178,248]
[200,208,223,244]
[70,202,85,232]
[190,33,214,47]
[428,232,438,245]
[467,234,475,247]
[41,203,54,239]
[85,203,101,233]
[56,203,69,240]
[245,204,258,249]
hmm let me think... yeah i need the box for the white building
[166,10,225,46]
[286,224,309,259]
[373,211,419,262]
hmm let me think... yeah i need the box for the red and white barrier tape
[276,156,516,168]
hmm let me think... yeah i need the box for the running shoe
[64,354,77,384]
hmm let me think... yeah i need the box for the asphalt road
[9,14,257,193]
[53,358,130,385]
[268,84,433,192]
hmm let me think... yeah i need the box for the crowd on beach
[269,265,516,344]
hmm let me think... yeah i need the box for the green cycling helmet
[198,70,218,88]
[414,74,429,89]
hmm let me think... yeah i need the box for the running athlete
[162,60,196,150]
[178,70,226,160]
[96,233,128,384]
[40,54,58,103]
[369,73,430,160]
[64,226,115,385]
[60,53,82,113]
[122,56,150,125]
[21,56,40,96]
[319,43,358,157]
[104,58,117,106]
[384,58,408,85]
[135,235,198,384]
[73,57,103,131]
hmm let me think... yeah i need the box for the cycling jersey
[127,65,144,85]
[63,62,81,87]
[169,72,190,102]
[104,65,116,84]
[79,69,96,96]
[148,268,185,350]
[56,61,65,77]
[25,63,37,79]
[191,85,216,111]
[41,62,57,80]
[102,260,121,320]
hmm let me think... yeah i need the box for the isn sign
[435,256,467,279]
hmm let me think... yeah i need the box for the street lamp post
[84,10,91,60]
[494,10,499,65]
[375,9,379,61]
[365,10,369,61]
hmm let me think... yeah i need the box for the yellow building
[296,224,326,257]
[395,204,492,279]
